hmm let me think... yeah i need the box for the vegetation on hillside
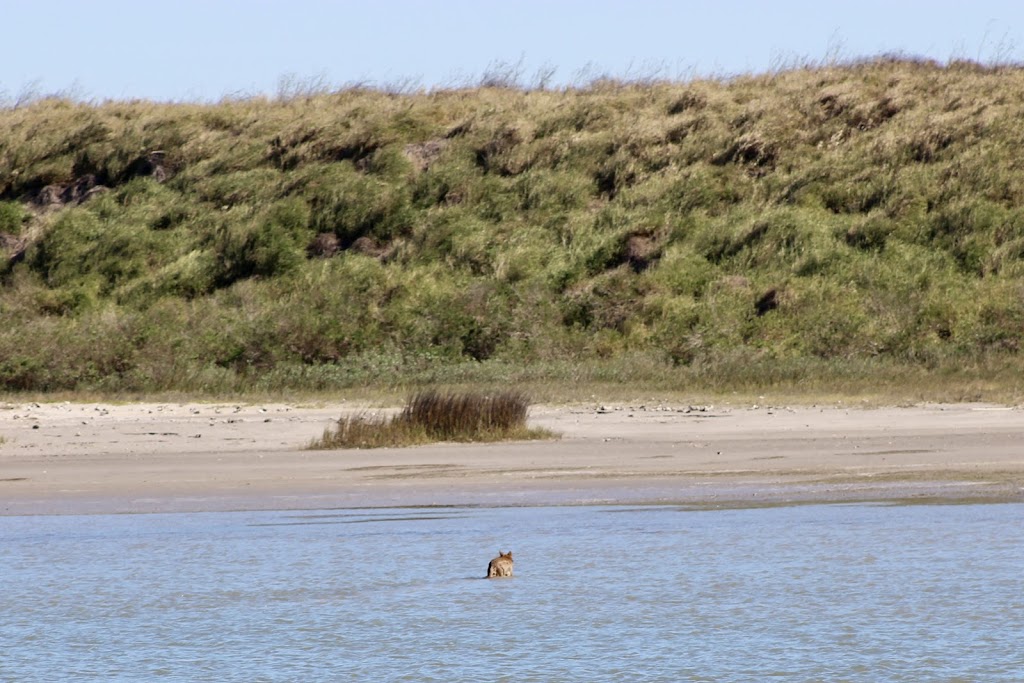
[2,57,1024,399]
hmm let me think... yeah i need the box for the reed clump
[310,389,553,448]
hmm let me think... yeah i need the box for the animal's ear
[506,551,512,558]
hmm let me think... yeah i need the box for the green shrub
[27,209,100,287]
[209,200,308,287]
[309,164,413,244]
[0,202,27,235]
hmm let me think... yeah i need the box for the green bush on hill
[2,57,1024,399]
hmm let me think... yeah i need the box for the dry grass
[309,389,555,449]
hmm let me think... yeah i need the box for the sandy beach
[1,400,1023,515]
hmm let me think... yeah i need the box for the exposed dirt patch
[403,139,447,171]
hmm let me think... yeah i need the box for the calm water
[3,503,1022,682]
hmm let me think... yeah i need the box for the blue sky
[4,0,1024,102]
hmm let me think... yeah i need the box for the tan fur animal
[486,550,513,578]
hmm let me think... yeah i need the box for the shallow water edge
[4,477,1023,517]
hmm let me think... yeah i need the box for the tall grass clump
[310,389,553,449]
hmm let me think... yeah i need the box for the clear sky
[4,0,1024,102]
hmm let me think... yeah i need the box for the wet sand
[1,401,1023,515]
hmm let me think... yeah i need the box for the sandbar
[1,401,1023,515]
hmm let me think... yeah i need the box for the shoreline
[2,401,1023,515]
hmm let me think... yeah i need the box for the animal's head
[500,550,512,559]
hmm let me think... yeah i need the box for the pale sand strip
[1,401,1022,515]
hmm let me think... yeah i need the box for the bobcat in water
[486,550,513,578]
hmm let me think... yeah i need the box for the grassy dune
[2,57,1024,401]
